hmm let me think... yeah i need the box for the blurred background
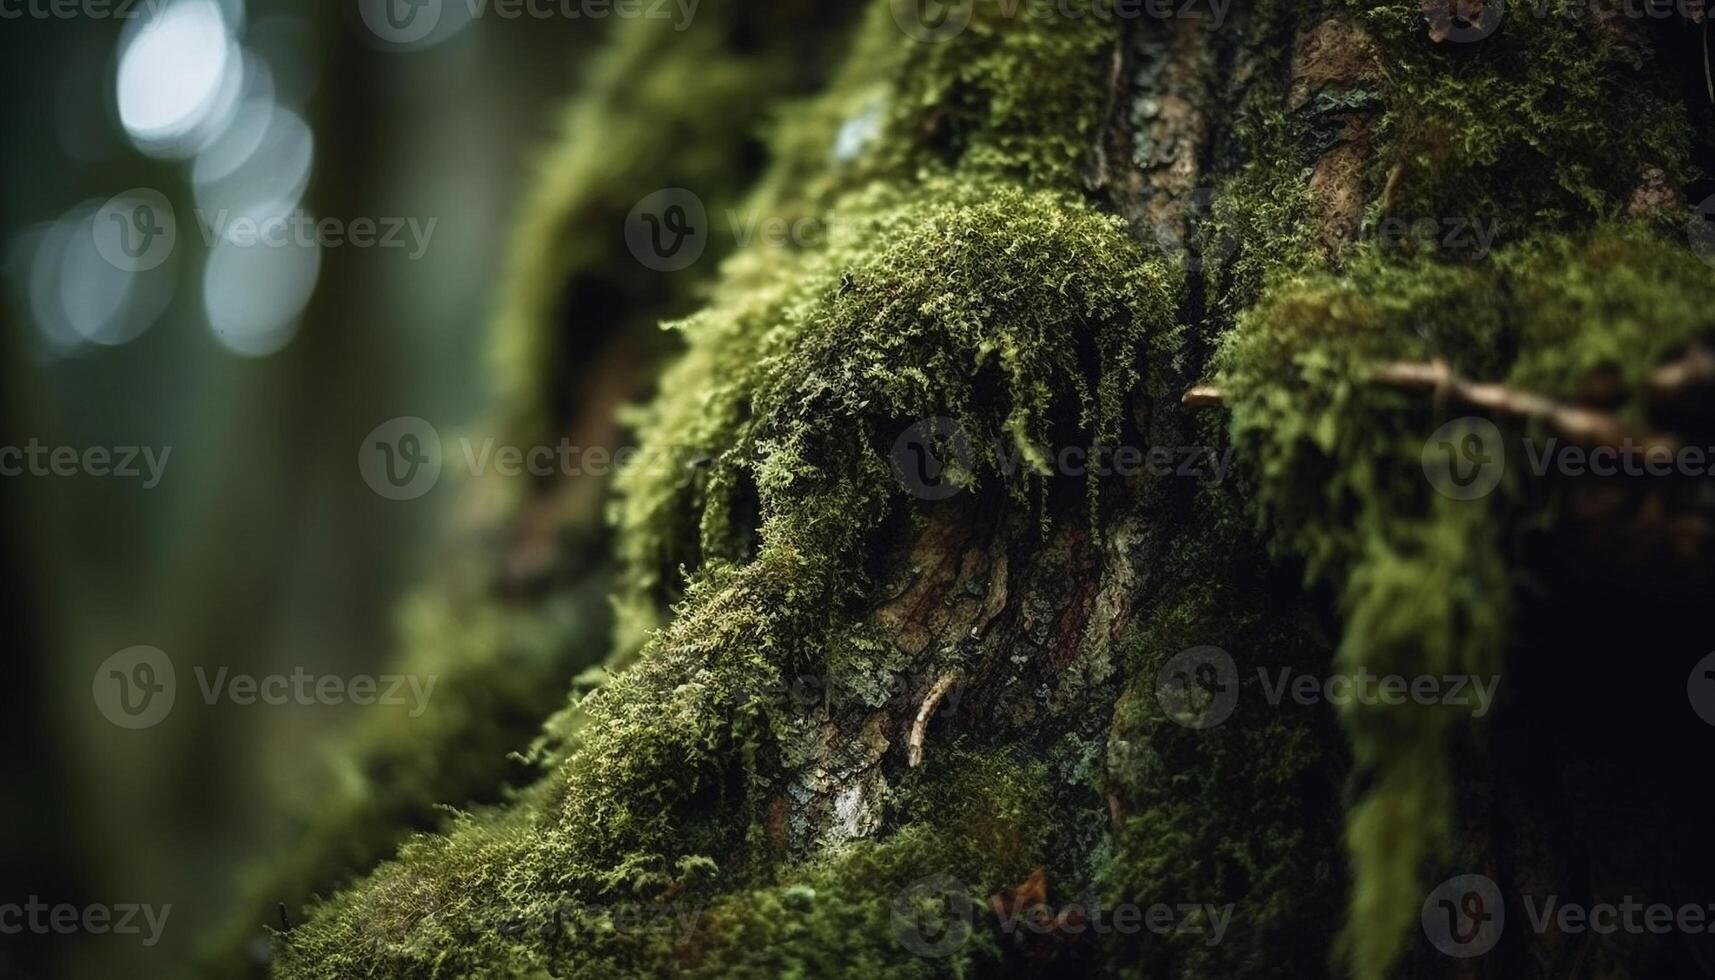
[0,2,609,975]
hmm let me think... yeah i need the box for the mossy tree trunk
[223,2,1715,978]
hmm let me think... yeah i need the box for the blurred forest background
[0,4,612,976]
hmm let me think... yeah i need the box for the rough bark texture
[208,1,1715,978]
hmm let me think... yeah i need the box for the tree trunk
[231,2,1715,978]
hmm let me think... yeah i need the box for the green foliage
[1336,0,1693,234]
[1214,226,1715,979]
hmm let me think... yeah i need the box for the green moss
[270,1,1715,976]
[610,0,1150,633]
[274,747,1048,979]
[1214,225,1715,979]
[1336,0,1693,232]
[279,3,1178,958]
[491,0,867,447]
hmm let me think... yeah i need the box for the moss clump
[1334,0,1693,237]
[1214,225,1715,979]
[280,172,1176,978]
[273,746,1049,978]
[609,0,1147,634]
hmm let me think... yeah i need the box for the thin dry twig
[1649,344,1715,400]
[1181,384,1225,407]
[1181,359,1680,451]
[907,672,961,769]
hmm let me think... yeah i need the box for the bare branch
[1181,359,1679,451]
[907,672,961,769]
